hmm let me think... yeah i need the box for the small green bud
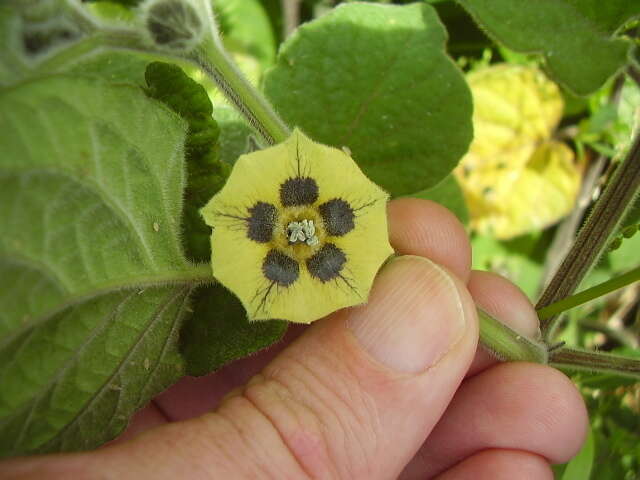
[142,0,204,52]
[621,223,638,239]
[609,236,622,251]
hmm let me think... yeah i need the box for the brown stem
[550,347,640,379]
[282,0,301,38]
[537,132,640,336]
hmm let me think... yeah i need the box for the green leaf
[145,61,230,263]
[214,0,277,69]
[409,174,469,225]
[0,75,200,455]
[0,6,30,86]
[561,426,595,480]
[263,2,473,196]
[65,50,154,85]
[214,105,255,165]
[456,0,640,95]
[181,284,287,376]
[82,0,143,7]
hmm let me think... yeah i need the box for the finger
[149,197,472,422]
[108,402,168,445]
[4,255,478,479]
[400,362,588,479]
[466,270,541,376]
[434,449,553,480]
[152,324,307,421]
[388,198,471,282]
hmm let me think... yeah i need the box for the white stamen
[287,219,319,246]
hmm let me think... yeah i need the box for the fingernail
[347,256,466,373]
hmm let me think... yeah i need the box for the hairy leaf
[0,7,30,86]
[181,284,287,376]
[214,106,255,165]
[0,76,197,455]
[145,61,230,263]
[263,2,473,196]
[457,0,640,95]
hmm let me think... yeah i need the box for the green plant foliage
[181,284,287,376]
[82,0,143,7]
[145,61,230,262]
[214,0,277,69]
[456,0,640,95]
[0,76,195,455]
[409,174,469,225]
[66,50,154,84]
[0,7,30,86]
[263,2,473,196]
[213,105,256,165]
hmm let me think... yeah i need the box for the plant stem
[282,0,302,37]
[536,131,640,337]
[478,309,548,363]
[537,266,640,320]
[550,347,640,379]
[195,0,291,145]
[193,42,290,145]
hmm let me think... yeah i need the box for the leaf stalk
[550,347,640,379]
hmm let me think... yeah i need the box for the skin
[0,198,588,479]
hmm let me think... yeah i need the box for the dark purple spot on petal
[247,202,278,243]
[306,243,346,282]
[280,177,319,206]
[318,198,355,236]
[263,250,299,286]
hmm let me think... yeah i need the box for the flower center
[287,219,319,246]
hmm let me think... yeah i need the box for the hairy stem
[537,266,640,320]
[195,0,291,145]
[550,347,640,379]
[193,43,290,145]
[478,309,548,363]
[537,131,640,336]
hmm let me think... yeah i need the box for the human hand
[0,198,587,479]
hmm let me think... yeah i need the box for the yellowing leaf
[456,64,581,239]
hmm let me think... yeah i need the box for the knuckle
[240,352,382,479]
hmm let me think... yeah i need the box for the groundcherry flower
[201,129,394,323]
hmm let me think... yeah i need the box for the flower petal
[201,129,394,323]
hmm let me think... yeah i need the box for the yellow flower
[201,129,394,323]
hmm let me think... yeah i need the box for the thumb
[2,256,478,480]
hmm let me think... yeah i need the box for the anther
[287,219,319,246]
